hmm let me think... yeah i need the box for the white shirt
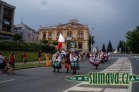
[69,54,72,62]
[0,55,3,63]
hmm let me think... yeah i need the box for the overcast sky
[3,0,139,49]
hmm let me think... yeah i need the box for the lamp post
[90,26,95,51]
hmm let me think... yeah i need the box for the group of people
[51,50,80,74]
[89,50,109,64]
[0,52,15,75]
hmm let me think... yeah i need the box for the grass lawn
[0,51,52,62]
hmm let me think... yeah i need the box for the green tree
[107,41,113,52]
[89,35,95,51]
[102,43,106,52]
[117,40,123,53]
[125,26,139,53]
[13,34,22,41]
[52,40,58,45]
[41,40,48,44]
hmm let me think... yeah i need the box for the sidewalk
[15,60,46,65]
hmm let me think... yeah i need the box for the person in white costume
[52,52,62,72]
[89,52,94,64]
[70,51,79,74]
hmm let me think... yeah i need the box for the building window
[48,33,52,38]
[3,18,10,25]
[57,32,62,38]
[33,35,34,40]
[67,31,72,37]
[78,31,83,38]
[3,10,11,17]
[37,37,38,41]
[43,33,46,40]
[2,26,10,32]
[78,42,82,49]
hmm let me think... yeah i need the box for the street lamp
[90,26,95,51]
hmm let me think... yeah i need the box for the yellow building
[39,19,90,51]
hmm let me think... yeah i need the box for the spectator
[0,52,3,74]
[38,50,42,63]
[45,52,51,67]
[7,52,15,75]
[2,56,7,73]
[21,52,27,64]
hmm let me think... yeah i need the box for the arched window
[67,31,72,37]
[57,32,62,38]
[78,31,83,38]
[43,33,46,39]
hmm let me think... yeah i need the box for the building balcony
[2,22,11,26]
[3,14,12,18]
[0,31,13,35]
[65,37,75,41]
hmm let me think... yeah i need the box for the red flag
[57,33,65,49]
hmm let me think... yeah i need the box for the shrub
[0,40,56,53]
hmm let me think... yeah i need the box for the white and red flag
[57,33,65,49]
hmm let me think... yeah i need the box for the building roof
[40,19,88,29]
[57,19,86,27]
[0,0,16,9]
[14,23,37,33]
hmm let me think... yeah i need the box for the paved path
[15,60,46,65]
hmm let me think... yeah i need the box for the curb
[14,65,46,70]
[5,58,88,70]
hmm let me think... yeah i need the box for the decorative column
[11,9,15,33]
[0,4,4,30]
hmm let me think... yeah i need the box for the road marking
[0,79,15,84]
[68,87,103,91]
[104,88,127,92]
[127,58,132,92]
[63,59,126,92]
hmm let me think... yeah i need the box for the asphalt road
[0,54,139,92]
[0,57,117,92]
[110,54,139,92]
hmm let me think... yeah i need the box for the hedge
[0,40,56,54]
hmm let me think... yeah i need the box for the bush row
[0,40,56,54]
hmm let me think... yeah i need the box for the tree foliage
[13,34,22,41]
[41,40,48,44]
[52,40,58,45]
[125,26,139,53]
[107,41,113,52]
[102,43,106,52]
[89,35,95,51]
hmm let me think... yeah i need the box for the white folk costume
[70,53,80,74]
[51,53,62,72]
[89,53,94,64]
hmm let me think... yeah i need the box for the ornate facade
[39,19,90,51]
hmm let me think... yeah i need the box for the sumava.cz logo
[65,72,139,85]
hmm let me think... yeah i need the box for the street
[0,54,139,92]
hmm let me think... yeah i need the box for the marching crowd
[0,49,109,75]
[89,50,109,64]
[50,49,82,74]
[49,49,110,74]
